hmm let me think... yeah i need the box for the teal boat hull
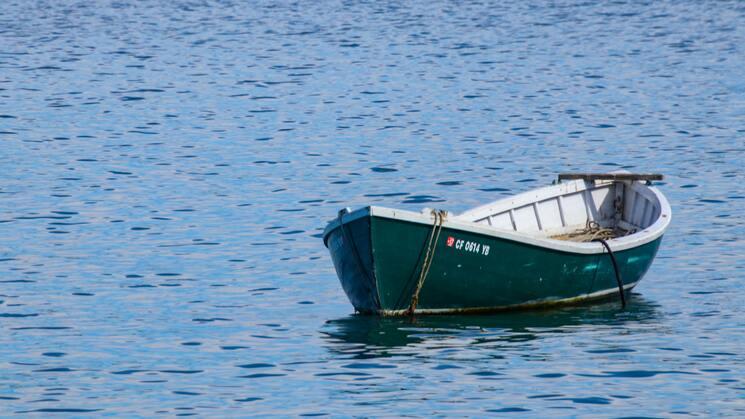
[324,210,663,315]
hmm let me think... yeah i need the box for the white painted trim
[322,207,371,242]
[323,179,671,255]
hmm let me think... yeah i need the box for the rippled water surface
[2,0,744,416]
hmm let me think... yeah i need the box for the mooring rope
[593,238,627,308]
[407,209,447,316]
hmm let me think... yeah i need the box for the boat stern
[323,208,381,313]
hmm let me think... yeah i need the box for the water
[1,0,744,416]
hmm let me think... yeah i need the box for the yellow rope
[551,220,628,242]
[407,209,446,315]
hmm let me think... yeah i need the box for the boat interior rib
[455,178,664,243]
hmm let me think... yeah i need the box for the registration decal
[447,236,490,256]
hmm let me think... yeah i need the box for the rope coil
[550,220,630,242]
[407,209,447,316]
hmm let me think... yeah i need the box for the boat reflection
[322,295,661,358]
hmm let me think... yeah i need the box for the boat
[322,173,671,316]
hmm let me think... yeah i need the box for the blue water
[1,0,744,416]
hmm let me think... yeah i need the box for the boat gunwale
[323,181,671,255]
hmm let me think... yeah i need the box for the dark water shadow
[322,295,661,359]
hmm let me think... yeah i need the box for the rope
[551,220,629,242]
[593,238,627,308]
[407,209,447,316]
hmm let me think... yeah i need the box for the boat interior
[456,178,663,243]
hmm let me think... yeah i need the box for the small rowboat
[322,173,671,316]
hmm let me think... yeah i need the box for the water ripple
[0,0,743,416]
